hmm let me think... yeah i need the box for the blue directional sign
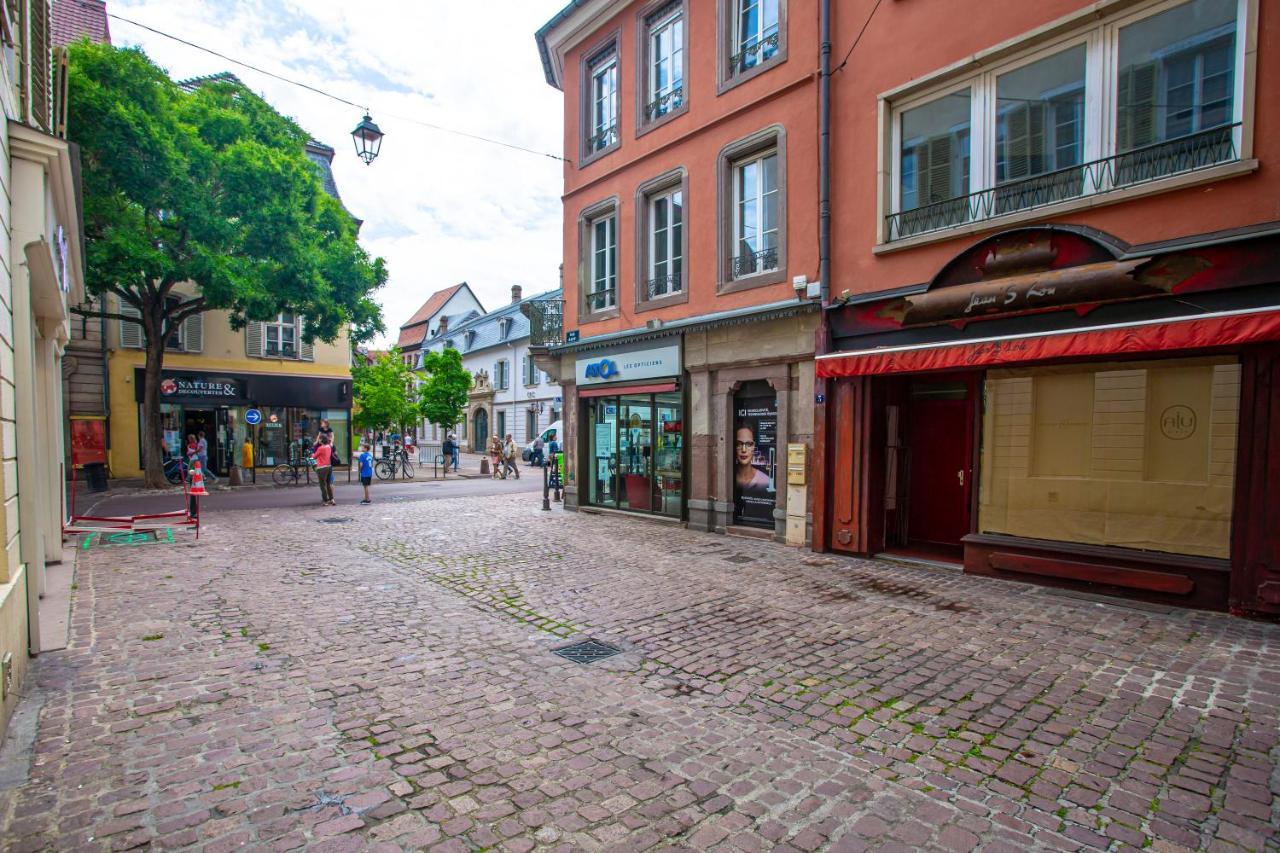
[244,408,262,425]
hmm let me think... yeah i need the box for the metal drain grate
[553,639,623,664]
[318,517,352,524]
[725,554,755,564]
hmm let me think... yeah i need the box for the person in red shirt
[312,434,335,505]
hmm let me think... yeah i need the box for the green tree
[352,349,419,436]
[67,42,386,487]
[417,348,472,435]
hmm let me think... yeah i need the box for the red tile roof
[52,0,111,46]
[397,284,466,349]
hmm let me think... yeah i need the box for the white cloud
[107,0,568,345]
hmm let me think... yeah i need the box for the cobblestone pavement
[1,495,1277,852]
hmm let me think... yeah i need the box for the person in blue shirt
[357,442,375,504]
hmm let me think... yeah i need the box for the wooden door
[905,379,975,549]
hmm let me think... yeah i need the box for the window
[523,355,540,386]
[493,359,509,390]
[585,45,619,156]
[642,3,685,124]
[732,150,779,279]
[499,317,512,340]
[266,313,297,357]
[731,0,780,75]
[464,330,476,350]
[588,211,618,313]
[496,410,507,439]
[645,188,684,298]
[526,409,537,440]
[886,0,1245,243]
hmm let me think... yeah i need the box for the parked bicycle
[375,447,414,480]
[163,455,189,485]
[272,458,314,486]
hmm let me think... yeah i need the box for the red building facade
[814,0,1280,615]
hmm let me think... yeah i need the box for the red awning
[817,308,1280,377]
[578,382,678,398]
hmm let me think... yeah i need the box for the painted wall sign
[575,341,680,385]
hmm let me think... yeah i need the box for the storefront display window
[586,391,682,517]
[259,407,289,465]
[979,356,1239,558]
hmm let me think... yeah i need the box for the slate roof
[421,289,562,362]
[52,0,111,46]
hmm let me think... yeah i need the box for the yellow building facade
[106,294,354,478]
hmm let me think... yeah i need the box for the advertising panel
[733,392,778,528]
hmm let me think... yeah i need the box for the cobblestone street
[1,494,1277,852]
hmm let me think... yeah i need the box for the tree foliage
[67,42,387,486]
[352,349,419,435]
[418,348,472,431]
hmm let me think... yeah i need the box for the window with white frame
[647,187,684,297]
[523,355,540,386]
[588,211,618,312]
[586,47,619,154]
[494,359,509,390]
[645,4,684,121]
[731,0,780,75]
[887,0,1244,242]
[266,312,297,357]
[731,150,779,278]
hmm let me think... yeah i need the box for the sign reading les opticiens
[575,342,680,385]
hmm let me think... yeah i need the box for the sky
[107,0,568,348]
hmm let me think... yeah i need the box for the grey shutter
[297,316,314,361]
[925,135,953,204]
[118,298,143,348]
[245,320,265,358]
[182,312,203,353]
[1119,62,1158,152]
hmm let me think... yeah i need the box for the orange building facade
[536,0,822,540]
[814,0,1280,614]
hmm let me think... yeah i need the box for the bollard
[542,462,551,511]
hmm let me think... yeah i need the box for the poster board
[733,392,778,528]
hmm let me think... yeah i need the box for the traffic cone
[189,460,209,496]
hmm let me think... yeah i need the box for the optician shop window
[886,0,1247,242]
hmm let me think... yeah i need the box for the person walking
[356,442,374,504]
[313,433,335,505]
[441,433,456,473]
[196,430,217,483]
[503,433,520,480]
[531,434,545,468]
[487,435,504,479]
[448,433,460,472]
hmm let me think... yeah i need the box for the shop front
[137,369,352,474]
[576,340,684,518]
[815,225,1280,615]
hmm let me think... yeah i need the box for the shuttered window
[119,298,143,349]
[27,0,51,132]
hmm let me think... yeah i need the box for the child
[357,442,375,504]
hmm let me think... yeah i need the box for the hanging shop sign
[732,391,778,529]
[575,341,681,386]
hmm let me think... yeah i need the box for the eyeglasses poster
[733,393,777,528]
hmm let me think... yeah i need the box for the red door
[906,379,975,552]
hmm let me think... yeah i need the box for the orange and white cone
[189,459,209,496]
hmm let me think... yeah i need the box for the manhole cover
[318,517,352,524]
[725,554,755,564]
[553,639,622,664]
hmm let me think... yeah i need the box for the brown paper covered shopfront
[813,225,1280,615]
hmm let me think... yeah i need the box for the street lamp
[351,113,384,165]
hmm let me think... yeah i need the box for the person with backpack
[503,433,520,480]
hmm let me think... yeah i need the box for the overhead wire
[106,11,569,163]
[832,0,885,74]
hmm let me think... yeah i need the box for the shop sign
[575,342,680,386]
[159,374,243,400]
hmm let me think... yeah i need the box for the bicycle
[272,458,314,486]
[375,448,414,480]
[163,456,188,485]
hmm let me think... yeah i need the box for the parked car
[522,420,562,464]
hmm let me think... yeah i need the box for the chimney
[438,315,448,334]
[511,285,523,303]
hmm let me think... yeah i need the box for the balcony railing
[645,86,684,120]
[586,123,618,153]
[886,123,1240,243]
[527,298,564,348]
[646,273,682,299]
[586,287,617,313]
[730,32,780,74]
[730,246,779,279]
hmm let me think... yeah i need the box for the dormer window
[499,317,513,340]
[465,330,477,350]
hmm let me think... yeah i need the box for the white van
[523,420,563,463]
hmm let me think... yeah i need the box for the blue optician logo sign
[244,408,263,425]
[583,359,619,380]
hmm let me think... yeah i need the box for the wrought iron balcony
[527,298,564,348]
[730,32,780,74]
[645,86,684,120]
[886,123,1240,243]
[586,287,617,313]
[729,247,779,279]
[646,273,682,299]
[586,123,618,153]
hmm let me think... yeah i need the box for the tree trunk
[141,305,169,489]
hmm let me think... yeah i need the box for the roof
[52,0,111,46]
[422,289,563,361]
[396,283,470,349]
[534,0,588,89]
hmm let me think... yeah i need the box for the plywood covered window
[978,356,1239,559]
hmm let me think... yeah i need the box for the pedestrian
[503,433,520,480]
[196,430,217,483]
[448,433,460,472]
[441,432,455,473]
[313,433,335,505]
[531,434,545,468]
[488,435,504,479]
[317,418,334,445]
[357,441,374,504]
